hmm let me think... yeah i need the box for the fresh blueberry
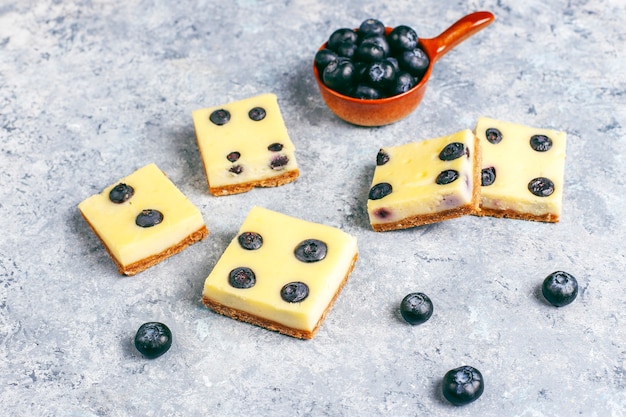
[229,267,256,289]
[109,183,134,203]
[354,84,382,99]
[358,18,385,38]
[376,149,390,166]
[322,58,356,95]
[294,239,327,263]
[400,292,433,325]
[369,182,392,200]
[436,170,459,185]
[387,25,419,52]
[226,151,240,162]
[481,167,496,186]
[374,207,392,219]
[385,56,400,72]
[399,47,429,78]
[335,41,358,59]
[485,127,502,144]
[328,28,358,52]
[439,142,468,161]
[238,232,263,250]
[528,177,555,197]
[281,282,309,303]
[135,209,163,228]
[390,71,416,95]
[362,61,397,93]
[542,271,578,307]
[209,109,230,126]
[356,38,387,62]
[315,48,338,73]
[530,134,553,152]
[360,35,389,57]
[134,322,172,359]
[248,107,266,121]
[442,366,485,406]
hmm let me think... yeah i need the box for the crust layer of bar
[208,169,299,196]
[82,213,208,276]
[474,207,559,223]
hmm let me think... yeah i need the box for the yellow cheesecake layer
[367,129,479,230]
[78,163,207,271]
[475,117,567,222]
[192,93,299,195]
[202,206,358,338]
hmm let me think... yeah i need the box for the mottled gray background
[1,0,625,416]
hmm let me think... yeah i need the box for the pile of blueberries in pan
[314,18,430,99]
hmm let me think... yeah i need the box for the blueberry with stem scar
[229,267,256,289]
[248,107,266,121]
[281,282,309,303]
[542,271,578,307]
[530,134,552,152]
[238,232,263,250]
[442,366,484,406]
[400,292,433,325]
[528,177,555,197]
[294,239,327,263]
[135,209,163,228]
[388,25,419,52]
[358,18,385,38]
[134,322,172,359]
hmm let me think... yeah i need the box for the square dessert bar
[367,129,481,232]
[474,117,567,222]
[78,163,208,275]
[192,93,299,196]
[202,206,358,339]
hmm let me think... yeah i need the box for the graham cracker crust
[81,210,209,276]
[474,207,560,223]
[208,169,299,196]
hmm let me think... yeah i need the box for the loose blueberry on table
[400,292,433,325]
[542,270,578,307]
[134,322,172,359]
[316,18,429,99]
[442,365,484,406]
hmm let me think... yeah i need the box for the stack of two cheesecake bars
[367,117,567,232]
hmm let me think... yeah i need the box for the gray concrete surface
[1,0,625,416]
